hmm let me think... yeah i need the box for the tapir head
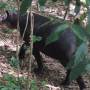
[0,11,18,29]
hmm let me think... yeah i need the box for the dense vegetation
[0,0,90,90]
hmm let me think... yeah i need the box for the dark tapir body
[1,11,86,90]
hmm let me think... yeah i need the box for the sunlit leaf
[72,24,87,41]
[46,23,69,45]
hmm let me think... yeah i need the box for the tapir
[1,11,86,90]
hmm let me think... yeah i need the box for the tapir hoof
[34,67,44,75]
[61,79,70,86]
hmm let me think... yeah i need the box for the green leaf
[38,0,47,6]
[86,1,90,36]
[30,80,38,90]
[86,24,90,36]
[3,74,16,84]
[72,24,87,42]
[66,42,88,69]
[1,87,9,90]
[9,56,19,68]
[69,43,89,81]
[69,59,87,81]
[33,35,42,43]
[86,0,90,6]
[64,0,71,5]
[80,12,87,22]
[86,64,90,72]
[69,54,90,81]
[46,23,69,45]
[85,56,90,72]
[20,0,32,14]
[74,43,88,65]
[0,2,7,9]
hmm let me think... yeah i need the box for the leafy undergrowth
[0,74,48,90]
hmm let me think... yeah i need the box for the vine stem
[26,5,34,90]
[16,0,22,90]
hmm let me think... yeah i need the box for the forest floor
[0,25,90,90]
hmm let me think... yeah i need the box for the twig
[16,0,21,90]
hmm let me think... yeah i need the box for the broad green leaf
[87,6,90,25]
[74,43,88,65]
[86,0,90,6]
[20,0,32,14]
[64,0,71,5]
[33,35,42,43]
[86,1,90,36]
[66,42,88,69]
[80,12,87,22]
[69,53,90,81]
[86,5,90,35]
[46,23,69,45]
[72,24,87,41]
[38,0,47,6]
[69,59,87,81]
[69,43,89,81]
[86,64,90,72]
[85,56,90,72]
[0,2,7,9]
[1,87,9,90]
[86,24,90,36]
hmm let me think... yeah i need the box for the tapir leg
[33,49,44,74]
[18,43,27,69]
[61,69,86,90]
[76,76,86,90]
[61,69,71,85]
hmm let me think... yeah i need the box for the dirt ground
[0,26,90,90]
